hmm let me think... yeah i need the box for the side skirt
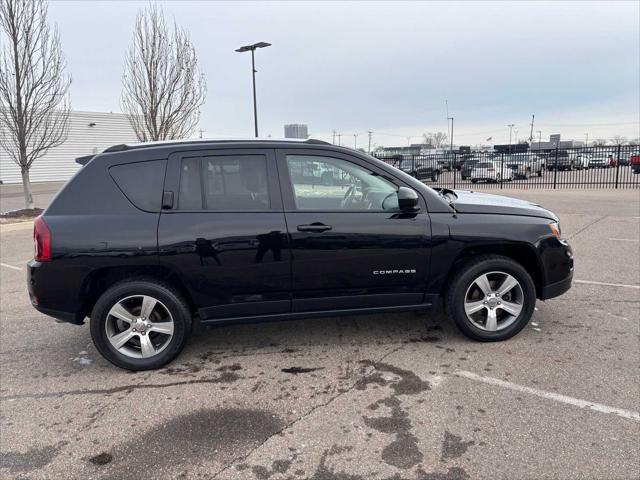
[199,295,440,327]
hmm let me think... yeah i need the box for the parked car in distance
[617,154,630,166]
[471,160,514,183]
[437,154,455,172]
[28,138,573,370]
[389,155,416,176]
[630,152,640,173]
[574,154,591,170]
[388,156,440,182]
[545,151,574,171]
[588,153,611,168]
[504,154,544,179]
[460,158,479,180]
[415,161,441,182]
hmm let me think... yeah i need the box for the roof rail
[103,137,331,153]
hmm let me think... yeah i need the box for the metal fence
[375,145,640,189]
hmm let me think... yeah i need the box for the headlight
[549,222,561,239]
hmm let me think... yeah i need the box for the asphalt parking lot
[1,189,639,479]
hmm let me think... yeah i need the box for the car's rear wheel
[90,279,192,370]
[445,255,536,341]
[431,170,439,182]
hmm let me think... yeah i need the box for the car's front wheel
[90,279,192,370]
[445,255,536,341]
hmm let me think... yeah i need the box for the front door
[277,149,432,312]
[158,148,290,319]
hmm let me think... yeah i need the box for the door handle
[297,223,332,232]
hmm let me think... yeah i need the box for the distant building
[380,144,427,156]
[494,143,530,153]
[529,134,585,151]
[0,110,137,184]
[284,124,308,139]
[379,144,469,156]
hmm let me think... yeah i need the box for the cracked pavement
[1,189,639,479]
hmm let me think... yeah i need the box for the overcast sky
[47,0,639,147]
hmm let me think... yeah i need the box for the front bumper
[538,239,574,300]
[540,271,573,300]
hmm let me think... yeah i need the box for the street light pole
[367,131,372,154]
[448,117,454,154]
[507,124,515,153]
[584,132,589,147]
[537,130,542,151]
[235,42,271,137]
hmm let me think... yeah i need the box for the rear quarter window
[109,160,167,212]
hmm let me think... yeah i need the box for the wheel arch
[444,243,544,298]
[79,265,196,319]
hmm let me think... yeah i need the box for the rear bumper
[27,260,85,325]
[32,304,82,324]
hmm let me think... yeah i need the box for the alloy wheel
[464,271,524,331]
[105,295,174,359]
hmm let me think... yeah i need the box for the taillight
[33,216,51,262]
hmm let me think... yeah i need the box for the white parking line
[455,370,640,422]
[575,279,640,289]
[608,238,639,242]
[0,262,22,271]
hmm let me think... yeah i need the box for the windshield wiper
[433,187,458,213]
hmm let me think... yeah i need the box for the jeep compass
[28,139,573,370]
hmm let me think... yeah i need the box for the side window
[177,154,270,211]
[203,155,269,210]
[178,157,202,210]
[109,160,167,211]
[286,155,398,211]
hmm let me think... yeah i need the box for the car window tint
[202,155,269,210]
[286,155,397,211]
[178,157,203,210]
[109,160,166,211]
[476,162,493,168]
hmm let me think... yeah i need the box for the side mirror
[397,187,420,212]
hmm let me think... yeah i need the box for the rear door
[277,148,431,312]
[158,148,291,319]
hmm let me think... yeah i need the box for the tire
[90,278,192,370]
[471,179,477,184]
[444,255,536,342]
[431,170,439,182]
[523,169,530,180]
[537,169,542,177]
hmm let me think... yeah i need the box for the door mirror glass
[397,187,420,212]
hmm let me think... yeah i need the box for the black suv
[28,139,573,370]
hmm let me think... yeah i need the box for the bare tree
[0,0,70,209]
[422,131,448,148]
[611,135,628,145]
[121,4,206,142]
